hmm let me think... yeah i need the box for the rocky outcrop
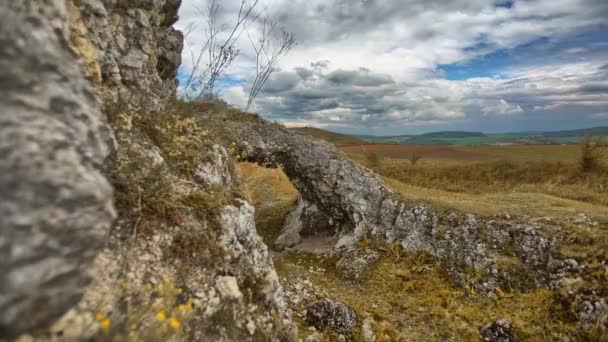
[194,144,233,188]
[0,2,115,337]
[68,0,183,108]
[1,0,297,340]
[217,115,561,293]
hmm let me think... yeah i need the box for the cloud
[482,99,523,115]
[578,82,608,94]
[177,0,608,134]
[231,60,608,133]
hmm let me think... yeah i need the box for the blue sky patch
[495,1,514,9]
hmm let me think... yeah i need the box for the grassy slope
[290,127,369,146]
[384,177,608,223]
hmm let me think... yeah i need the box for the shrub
[579,135,607,173]
[408,152,423,165]
[365,152,383,168]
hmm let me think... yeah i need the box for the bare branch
[246,17,296,111]
[181,0,263,101]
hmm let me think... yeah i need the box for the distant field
[340,144,582,163]
[342,143,607,206]
[360,133,590,146]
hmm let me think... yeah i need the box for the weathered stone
[335,248,380,280]
[480,318,514,342]
[305,299,358,334]
[361,317,377,342]
[306,332,322,342]
[0,1,115,337]
[1,0,299,340]
[274,228,303,251]
[215,276,243,301]
[68,0,183,109]
[275,197,331,251]
[194,144,232,188]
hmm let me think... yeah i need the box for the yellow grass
[384,177,608,223]
[370,156,608,206]
[276,251,580,341]
[239,162,298,244]
[241,157,607,341]
[453,145,582,163]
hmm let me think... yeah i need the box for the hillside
[290,126,369,146]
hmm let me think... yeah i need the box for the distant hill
[419,131,485,138]
[291,127,369,146]
[357,127,608,146]
[359,131,485,145]
[511,127,608,137]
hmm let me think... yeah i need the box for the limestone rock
[336,248,380,280]
[274,228,303,251]
[68,0,183,109]
[194,144,232,188]
[275,197,331,251]
[361,317,377,342]
[0,2,115,337]
[305,299,358,334]
[215,276,243,301]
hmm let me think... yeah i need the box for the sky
[176,0,608,135]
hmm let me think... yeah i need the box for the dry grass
[384,178,608,222]
[239,162,299,244]
[243,154,607,341]
[276,251,580,341]
[341,144,583,163]
[362,157,608,206]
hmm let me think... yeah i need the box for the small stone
[246,320,256,335]
[362,317,376,342]
[305,299,358,334]
[306,332,322,342]
[215,276,242,301]
[480,318,514,342]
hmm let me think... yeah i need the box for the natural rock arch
[218,115,561,292]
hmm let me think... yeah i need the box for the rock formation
[68,0,183,108]
[0,1,115,337]
[213,114,560,293]
[1,1,293,340]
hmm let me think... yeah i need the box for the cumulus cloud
[482,99,523,115]
[177,0,608,134]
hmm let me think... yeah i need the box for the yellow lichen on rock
[67,2,102,86]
